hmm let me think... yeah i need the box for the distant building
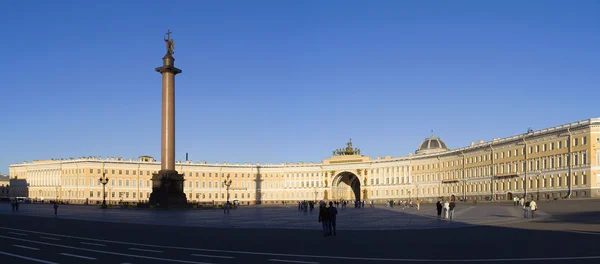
[8,118,600,204]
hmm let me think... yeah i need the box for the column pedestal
[149,170,187,208]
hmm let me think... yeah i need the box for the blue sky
[1,1,599,174]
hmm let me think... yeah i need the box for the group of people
[436,200,456,220]
[518,198,538,218]
[318,201,338,236]
[10,199,20,211]
[298,201,315,212]
[387,199,422,210]
[9,199,59,216]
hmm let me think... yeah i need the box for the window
[536,145,540,153]
[558,141,562,149]
[97,169,101,174]
[583,174,587,185]
[89,169,93,173]
[574,153,579,166]
[90,191,94,197]
[112,170,115,174]
[119,170,122,175]
[583,136,587,145]
[126,170,129,175]
[558,157,562,167]
[574,138,578,146]
[550,142,554,150]
[133,170,136,175]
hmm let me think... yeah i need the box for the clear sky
[1,1,599,174]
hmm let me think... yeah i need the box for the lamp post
[536,171,541,201]
[416,185,419,200]
[55,186,59,201]
[223,175,232,204]
[108,186,113,205]
[408,190,411,201]
[487,146,495,201]
[462,179,467,202]
[517,129,533,200]
[313,188,318,202]
[98,173,109,209]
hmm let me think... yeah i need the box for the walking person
[436,200,442,220]
[328,202,338,236]
[523,200,531,218]
[530,200,537,219]
[449,200,456,221]
[53,202,59,216]
[224,202,230,214]
[318,204,331,237]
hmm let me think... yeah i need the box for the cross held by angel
[164,29,175,55]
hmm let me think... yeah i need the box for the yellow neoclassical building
[8,118,600,204]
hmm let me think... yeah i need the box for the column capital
[155,65,182,74]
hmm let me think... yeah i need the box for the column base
[149,169,187,208]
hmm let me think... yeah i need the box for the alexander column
[149,30,187,208]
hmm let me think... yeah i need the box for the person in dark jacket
[436,200,442,220]
[449,201,456,220]
[318,204,331,236]
[328,201,338,236]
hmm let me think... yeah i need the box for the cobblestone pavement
[0,201,548,230]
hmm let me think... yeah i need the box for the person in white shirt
[443,200,450,219]
[530,200,537,218]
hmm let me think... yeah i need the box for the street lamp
[408,190,411,201]
[55,186,59,201]
[462,179,467,202]
[313,188,318,202]
[517,129,534,200]
[223,175,232,204]
[98,173,109,209]
[108,186,113,205]
[416,185,419,200]
[536,171,541,201]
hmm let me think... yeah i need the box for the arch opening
[331,172,361,202]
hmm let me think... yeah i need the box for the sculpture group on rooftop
[332,139,361,156]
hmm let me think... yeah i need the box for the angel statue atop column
[164,29,175,55]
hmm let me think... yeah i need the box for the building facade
[8,118,600,204]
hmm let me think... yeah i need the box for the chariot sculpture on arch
[164,29,175,55]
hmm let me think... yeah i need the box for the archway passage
[507,192,513,201]
[332,172,361,202]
